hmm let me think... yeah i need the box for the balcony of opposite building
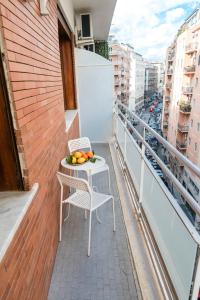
[165,82,172,89]
[163,121,168,129]
[176,140,188,150]
[165,96,171,102]
[182,86,193,95]
[178,123,189,133]
[184,65,196,75]
[179,101,192,114]
[167,69,173,76]
[185,42,198,54]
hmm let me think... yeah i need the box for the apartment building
[129,51,145,112]
[162,8,200,223]
[152,62,165,95]
[109,43,131,105]
[144,61,158,102]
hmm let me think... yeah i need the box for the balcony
[165,82,172,89]
[168,53,174,61]
[48,144,139,300]
[164,107,169,115]
[165,96,171,102]
[185,42,198,54]
[182,86,193,95]
[176,140,188,150]
[179,102,192,114]
[178,123,189,132]
[184,65,196,74]
[167,69,173,76]
[48,103,200,300]
[114,70,121,76]
[115,79,121,86]
[163,121,168,129]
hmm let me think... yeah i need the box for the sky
[110,0,200,61]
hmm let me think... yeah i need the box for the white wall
[75,48,114,142]
[58,0,74,31]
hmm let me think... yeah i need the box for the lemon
[77,157,86,164]
[72,156,77,164]
[74,151,82,159]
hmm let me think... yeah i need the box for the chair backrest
[68,137,91,154]
[57,172,92,195]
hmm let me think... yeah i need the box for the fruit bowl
[65,151,98,165]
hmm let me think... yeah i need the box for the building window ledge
[0,183,39,262]
[65,109,78,132]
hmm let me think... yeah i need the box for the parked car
[149,107,154,112]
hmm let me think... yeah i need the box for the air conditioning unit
[76,13,93,41]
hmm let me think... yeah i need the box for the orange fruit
[87,151,94,158]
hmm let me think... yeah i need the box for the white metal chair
[68,137,111,193]
[57,172,116,256]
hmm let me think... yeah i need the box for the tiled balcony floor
[48,144,140,300]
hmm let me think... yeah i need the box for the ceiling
[73,0,117,40]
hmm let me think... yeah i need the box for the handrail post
[124,110,127,167]
[139,127,145,214]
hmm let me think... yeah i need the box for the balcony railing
[163,121,168,128]
[184,65,196,73]
[164,108,169,114]
[176,140,188,150]
[165,96,170,101]
[165,82,172,89]
[168,53,174,61]
[179,102,192,113]
[114,101,200,300]
[114,70,121,76]
[182,86,193,94]
[167,69,173,75]
[185,42,198,53]
[178,123,189,132]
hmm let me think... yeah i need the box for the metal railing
[114,101,200,300]
[165,96,170,101]
[182,86,193,94]
[185,42,199,53]
[179,102,192,113]
[176,140,188,149]
[178,123,189,132]
[184,65,196,73]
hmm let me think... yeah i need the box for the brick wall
[0,0,79,299]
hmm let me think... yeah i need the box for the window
[0,55,23,190]
[198,123,200,131]
[191,119,193,127]
[195,143,198,151]
[58,10,76,111]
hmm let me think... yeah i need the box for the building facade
[152,62,165,96]
[109,43,131,105]
[162,8,200,226]
[129,51,145,112]
[144,62,158,102]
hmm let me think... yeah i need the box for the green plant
[95,40,109,59]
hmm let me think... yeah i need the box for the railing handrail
[116,101,200,178]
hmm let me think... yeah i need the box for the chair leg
[59,201,63,241]
[88,211,92,257]
[108,169,111,194]
[112,198,116,232]
[64,203,70,222]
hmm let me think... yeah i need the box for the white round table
[61,155,105,174]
